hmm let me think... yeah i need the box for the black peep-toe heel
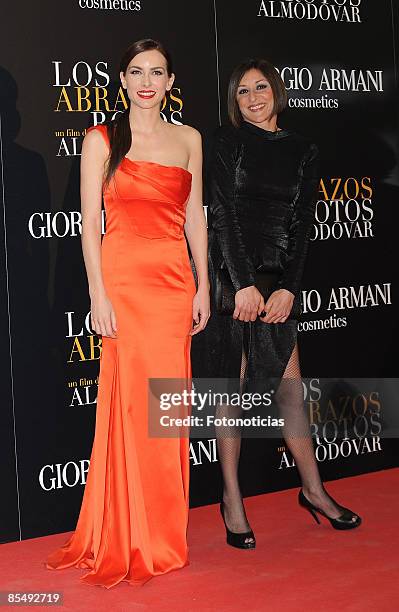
[219,501,256,549]
[298,489,361,530]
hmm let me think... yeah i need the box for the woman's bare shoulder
[83,125,109,157]
[166,122,201,145]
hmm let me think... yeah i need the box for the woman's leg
[216,348,255,543]
[277,343,358,520]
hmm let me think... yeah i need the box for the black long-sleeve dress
[191,120,319,394]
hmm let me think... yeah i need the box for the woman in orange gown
[45,39,209,588]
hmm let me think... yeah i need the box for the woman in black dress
[192,58,361,548]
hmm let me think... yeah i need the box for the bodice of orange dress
[45,123,196,588]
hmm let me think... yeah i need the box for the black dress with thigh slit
[191,120,319,394]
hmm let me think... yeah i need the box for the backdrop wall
[1,0,398,543]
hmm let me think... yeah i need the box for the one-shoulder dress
[46,123,196,588]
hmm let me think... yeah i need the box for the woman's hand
[191,285,210,335]
[234,286,265,322]
[90,289,117,338]
[259,289,294,324]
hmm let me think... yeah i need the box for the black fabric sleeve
[208,127,256,292]
[279,142,320,297]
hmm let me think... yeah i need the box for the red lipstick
[137,90,156,99]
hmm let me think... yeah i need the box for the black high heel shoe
[298,489,361,530]
[219,501,256,549]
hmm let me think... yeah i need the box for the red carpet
[1,469,398,611]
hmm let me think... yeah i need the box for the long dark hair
[104,38,173,186]
[227,58,287,128]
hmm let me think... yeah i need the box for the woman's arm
[208,127,257,291]
[184,127,210,334]
[80,128,117,338]
[260,142,320,324]
[209,128,263,322]
[279,142,320,297]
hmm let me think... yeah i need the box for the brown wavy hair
[104,38,173,186]
[227,58,287,128]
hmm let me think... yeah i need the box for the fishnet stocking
[216,341,348,537]
[276,344,343,519]
[216,347,254,541]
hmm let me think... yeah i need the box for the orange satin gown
[45,123,196,588]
